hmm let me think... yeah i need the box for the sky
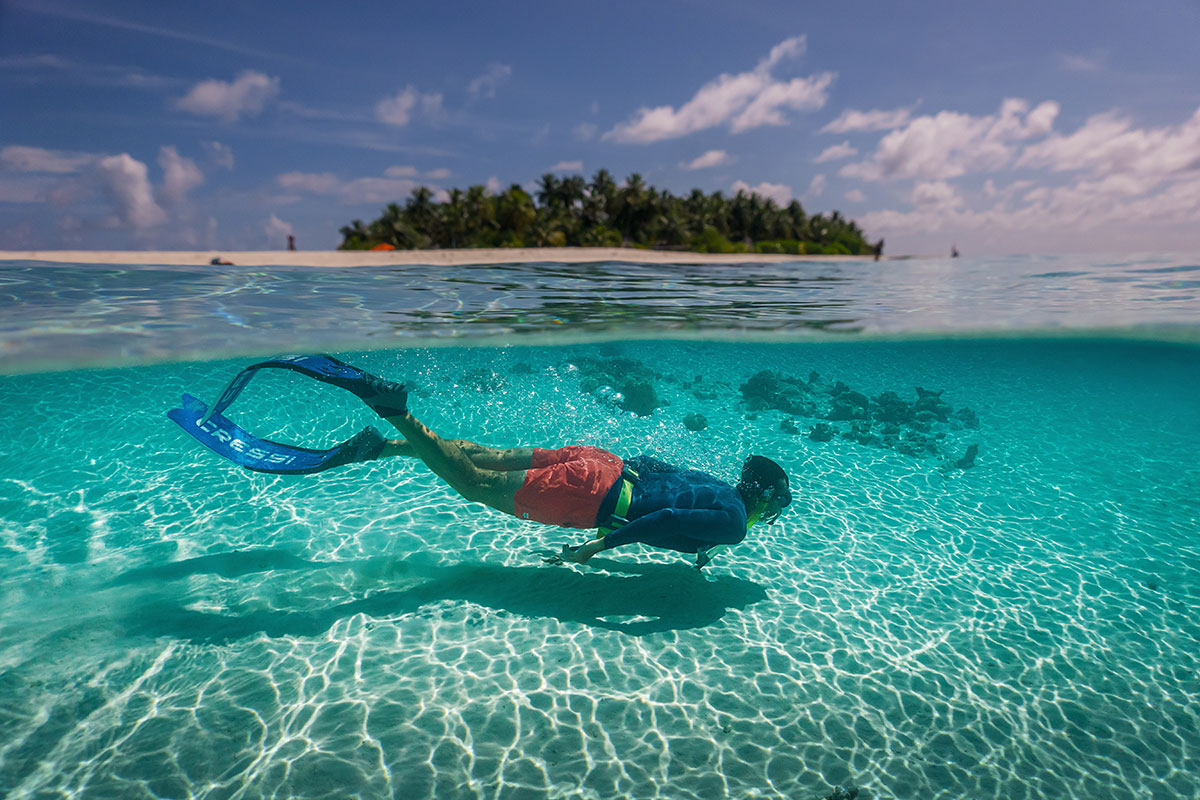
[2,0,1199,255]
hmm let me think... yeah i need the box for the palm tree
[729,190,752,244]
[441,188,468,248]
[495,185,535,245]
[589,169,618,221]
[785,200,807,240]
[404,187,437,245]
[559,175,586,215]
[340,169,875,253]
[338,219,369,249]
[535,174,560,212]
[464,184,494,245]
[616,173,648,243]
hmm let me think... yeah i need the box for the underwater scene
[1,258,1199,800]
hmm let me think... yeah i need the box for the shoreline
[0,247,873,267]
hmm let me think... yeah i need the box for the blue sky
[2,0,1199,254]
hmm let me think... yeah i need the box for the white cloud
[807,174,826,197]
[0,54,72,70]
[334,178,426,204]
[1057,52,1105,72]
[844,189,866,202]
[0,53,176,90]
[860,171,1200,254]
[550,160,583,172]
[175,70,280,123]
[1017,106,1200,178]
[276,168,446,205]
[486,176,502,194]
[375,86,445,127]
[375,89,417,127]
[0,144,223,243]
[94,153,166,229]
[203,141,234,169]
[732,179,793,206]
[604,35,834,143]
[856,104,1200,254]
[277,101,365,122]
[466,63,512,99]
[820,107,912,134]
[682,149,733,170]
[278,171,340,193]
[383,165,451,180]
[0,178,53,203]
[573,122,598,141]
[910,180,961,208]
[758,36,807,70]
[1,145,93,173]
[841,98,1060,181]
[264,214,293,246]
[814,141,857,163]
[157,146,203,206]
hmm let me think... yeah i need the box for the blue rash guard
[596,455,749,554]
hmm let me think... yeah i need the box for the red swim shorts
[513,446,623,528]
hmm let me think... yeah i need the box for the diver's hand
[543,544,579,565]
[694,549,712,570]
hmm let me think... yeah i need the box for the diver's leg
[379,437,534,471]
[379,412,527,515]
[380,438,413,458]
[448,441,535,471]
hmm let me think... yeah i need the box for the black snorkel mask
[739,455,792,526]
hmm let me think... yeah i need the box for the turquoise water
[1,257,1199,799]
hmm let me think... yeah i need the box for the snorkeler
[169,355,791,569]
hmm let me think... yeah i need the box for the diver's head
[736,455,791,525]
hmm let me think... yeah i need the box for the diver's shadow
[120,549,768,643]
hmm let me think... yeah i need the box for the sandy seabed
[0,247,866,267]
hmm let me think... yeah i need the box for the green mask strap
[745,507,763,529]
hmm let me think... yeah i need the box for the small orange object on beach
[370,243,396,251]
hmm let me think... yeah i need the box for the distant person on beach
[287,235,296,251]
[175,356,791,570]
[951,245,960,258]
[873,239,884,261]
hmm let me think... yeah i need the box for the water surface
[2,254,1198,373]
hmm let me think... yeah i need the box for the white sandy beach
[0,247,868,267]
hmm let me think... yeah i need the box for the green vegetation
[338,170,879,255]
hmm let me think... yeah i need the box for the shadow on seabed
[112,548,769,641]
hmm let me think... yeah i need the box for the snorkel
[745,505,765,529]
[745,487,774,529]
[750,485,790,527]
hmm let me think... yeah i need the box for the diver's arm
[602,507,744,551]
[694,544,730,570]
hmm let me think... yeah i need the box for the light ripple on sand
[0,340,1198,799]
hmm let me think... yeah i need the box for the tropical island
[339,170,879,256]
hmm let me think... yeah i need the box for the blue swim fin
[201,354,406,426]
[168,393,385,475]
